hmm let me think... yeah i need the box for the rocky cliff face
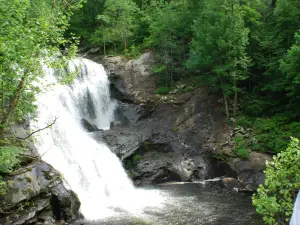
[90,52,227,185]
[96,52,271,190]
[0,147,80,225]
[103,52,157,103]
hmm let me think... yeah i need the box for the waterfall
[31,58,162,220]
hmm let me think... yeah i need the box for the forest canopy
[69,0,300,154]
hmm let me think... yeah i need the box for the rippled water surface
[75,183,263,225]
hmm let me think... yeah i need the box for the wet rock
[0,161,80,225]
[80,118,99,132]
[25,210,56,225]
[92,78,225,185]
[87,47,101,54]
[234,184,259,193]
[222,177,244,189]
[114,102,152,126]
[245,183,259,192]
[125,150,179,185]
[103,52,157,103]
[215,152,272,190]
[95,112,211,185]
[87,51,226,186]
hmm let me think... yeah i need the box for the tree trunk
[103,42,106,57]
[233,79,237,118]
[124,39,128,51]
[170,50,174,86]
[220,77,230,120]
[164,50,169,87]
[0,75,4,138]
[1,73,27,128]
[271,0,277,9]
[52,0,55,13]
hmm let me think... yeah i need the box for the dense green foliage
[0,146,23,173]
[154,87,170,95]
[233,136,249,160]
[188,0,251,119]
[0,0,82,135]
[236,116,300,153]
[0,144,24,194]
[253,137,300,225]
[0,0,82,193]
[69,0,299,155]
[91,0,139,53]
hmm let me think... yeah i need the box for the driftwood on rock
[16,117,58,140]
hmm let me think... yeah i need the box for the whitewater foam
[31,58,163,220]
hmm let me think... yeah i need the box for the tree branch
[17,117,58,140]
[52,0,55,13]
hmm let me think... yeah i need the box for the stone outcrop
[99,52,272,190]
[216,152,272,191]
[0,160,80,225]
[86,52,227,185]
[94,110,211,185]
[83,51,273,190]
[103,52,157,103]
[80,118,100,132]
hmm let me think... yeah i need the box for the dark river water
[74,183,263,225]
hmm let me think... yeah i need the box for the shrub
[155,87,170,95]
[0,178,7,195]
[0,146,23,174]
[0,145,23,195]
[236,116,255,127]
[254,118,300,153]
[177,86,193,94]
[235,147,249,160]
[252,137,300,225]
[152,65,167,74]
[236,115,300,154]
[125,45,141,58]
[234,136,249,160]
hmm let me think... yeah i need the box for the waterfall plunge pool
[75,183,263,225]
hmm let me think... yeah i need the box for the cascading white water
[32,58,162,220]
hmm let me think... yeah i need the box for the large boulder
[80,118,99,132]
[94,93,223,185]
[124,144,179,185]
[89,51,226,186]
[0,161,80,225]
[103,52,157,103]
[217,152,272,190]
[95,122,210,185]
